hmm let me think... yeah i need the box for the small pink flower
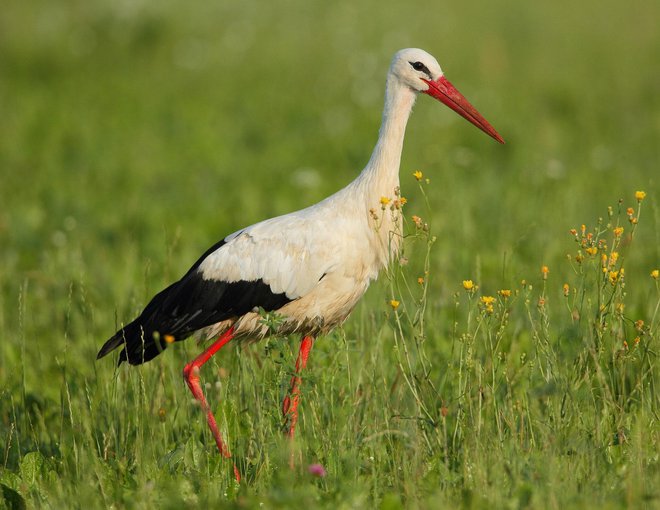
[308,463,326,477]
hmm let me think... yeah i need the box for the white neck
[331,76,417,266]
[352,76,417,204]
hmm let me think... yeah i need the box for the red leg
[282,335,314,439]
[183,327,240,482]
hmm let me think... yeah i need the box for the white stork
[97,48,504,481]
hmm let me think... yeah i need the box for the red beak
[423,76,504,144]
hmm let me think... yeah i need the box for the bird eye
[409,61,430,76]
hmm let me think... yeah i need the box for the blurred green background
[1,0,658,507]
[2,0,658,275]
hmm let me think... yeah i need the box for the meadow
[1,0,659,508]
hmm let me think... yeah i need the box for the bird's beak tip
[424,77,504,145]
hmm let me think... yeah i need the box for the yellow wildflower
[164,334,176,344]
[417,277,425,285]
[413,170,423,181]
[480,296,495,314]
[613,226,624,237]
[562,283,570,297]
[569,228,578,237]
[380,196,390,206]
[651,269,659,279]
[634,336,640,346]
[389,299,400,311]
[635,190,646,202]
[541,265,550,280]
[498,289,511,298]
[411,215,423,228]
[392,197,407,210]
[634,320,644,332]
[609,252,619,266]
[462,280,475,291]
[585,247,598,256]
[626,207,635,216]
[609,270,619,285]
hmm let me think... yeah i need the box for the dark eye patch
[409,61,431,76]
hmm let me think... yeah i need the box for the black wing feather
[97,240,292,365]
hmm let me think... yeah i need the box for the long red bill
[423,76,504,144]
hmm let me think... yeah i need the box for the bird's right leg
[282,335,315,439]
[183,327,240,482]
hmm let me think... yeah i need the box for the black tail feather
[97,319,169,366]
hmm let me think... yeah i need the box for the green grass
[1,0,659,508]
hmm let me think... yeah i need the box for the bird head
[390,48,504,144]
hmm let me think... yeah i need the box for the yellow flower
[411,215,423,228]
[635,190,646,202]
[417,277,425,285]
[541,265,550,279]
[413,170,423,181]
[392,197,407,210]
[626,207,635,217]
[164,334,176,344]
[480,296,495,314]
[585,247,598,256]
[634,319,644,332]
[613,226,624,237]
[462,280,475,291]
[569,228,578,237]
[380,196,390,206]
[389,299,400,310]
[609,252,619,267]
[608,270,619,285]
[562,283,570,297]
[498,289,511,298]
[651,269,659,279]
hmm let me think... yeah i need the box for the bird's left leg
[282,335,315,439]
[183,327,240,482]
